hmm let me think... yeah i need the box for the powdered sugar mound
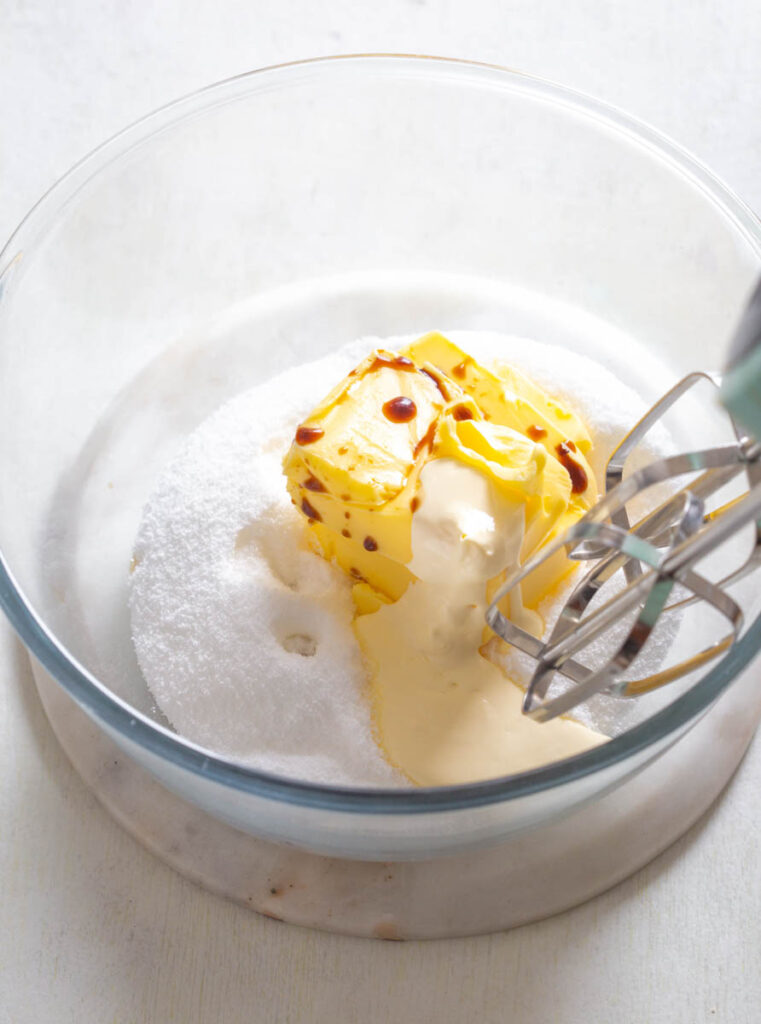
[130,331,671,785]
[130,339,402,786]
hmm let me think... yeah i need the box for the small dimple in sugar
[129,331,672,786]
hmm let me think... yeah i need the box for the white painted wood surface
[3,3,761,1020]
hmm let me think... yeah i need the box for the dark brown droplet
[363,536,378,552]
[527,425,547,441]
[413,420,438,459]
[452,404,474,421]
[556,441,588,495]
[383,396,417,423]
[303,475,326,492]
[344,510,351,519]
[451,360,469,380]
[301,497,322,521]
[341,528,351,538]
[411,496,420,513]
[295,425,324,445]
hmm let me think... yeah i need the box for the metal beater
[486,280,761,722]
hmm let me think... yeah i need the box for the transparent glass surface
[1,56,760,858]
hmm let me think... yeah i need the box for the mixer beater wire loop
[486,372,761,722]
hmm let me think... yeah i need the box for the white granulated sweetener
[129,331,668,786]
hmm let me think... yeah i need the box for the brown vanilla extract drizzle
[367,353,416,374]
[300,497,322,521]
[555,441,588,495]
[303,474,326,492]
[413,420,438,459]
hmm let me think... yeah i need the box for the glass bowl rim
[2,53,761,815]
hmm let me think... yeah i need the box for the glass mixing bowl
[2,55,760,860]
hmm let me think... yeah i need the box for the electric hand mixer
[487,280,761,722]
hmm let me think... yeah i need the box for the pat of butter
[283,335,598,611]
[282,350,456,602]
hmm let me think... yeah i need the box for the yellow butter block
[283,349,458,602]
[283,334,598,617]
[402,332,596,513]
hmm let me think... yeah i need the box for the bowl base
[30,657,759,939]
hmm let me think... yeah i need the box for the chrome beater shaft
[486,282,761,723]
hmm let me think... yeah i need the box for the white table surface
[3,3,761,1021]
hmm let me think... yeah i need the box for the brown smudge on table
[373,919,404,941]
